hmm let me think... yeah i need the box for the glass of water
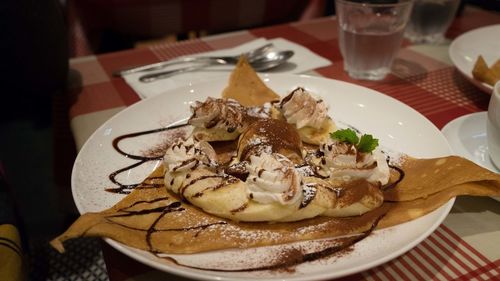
[336,0,414,81]
[404,0,460,44]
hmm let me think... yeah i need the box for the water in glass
[336,0,413,81]
[340,27,405,80]
[405,0,460,44]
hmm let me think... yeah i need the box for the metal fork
[112,43,274,77]
[138,49,294,83]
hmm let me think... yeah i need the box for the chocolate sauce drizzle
[104,117,406,273]
[145,201,184,251]
[102,197,227,253]
[106,123,188,194]
[182,174,238,199]
[382,162,405,191]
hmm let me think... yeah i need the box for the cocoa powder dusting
[160,230,375,273]
[106,115,394,273]
[141,128,188,158]
[210,140,238,165]
[337,179,377,206]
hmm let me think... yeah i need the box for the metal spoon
[250,50,295,71]
[113,43,274,77]
[139,50,294,83]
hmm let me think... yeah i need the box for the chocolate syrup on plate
[106,124,188,194]
[104,120,404,272]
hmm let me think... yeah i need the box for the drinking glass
[336,0,414,81]
[404,0,460,44]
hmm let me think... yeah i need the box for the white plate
[442,112,499,173]
[72,74,454,281]
[449,24,500,94]
[442,112,500,202]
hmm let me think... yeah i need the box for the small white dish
[449,24,500,94]
[441,112,499,173]
[442,112,500,202]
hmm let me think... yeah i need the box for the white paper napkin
[123,38,332,99]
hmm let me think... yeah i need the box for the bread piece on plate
[491,59,500,77]
[472,55,500,86]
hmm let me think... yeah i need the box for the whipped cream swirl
[317,140,389,185]
[188,98,245,133]
[245,153,303,205]
[163,137,217,173]
[279,87,329,129]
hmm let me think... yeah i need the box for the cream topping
[318,140,389,185]
[279,87,329,129]
[246,102,272,119]
[163,137,217,173]
[188,97,245,133]
[245,153,303,205]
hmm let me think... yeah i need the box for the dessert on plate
[51,57,500,271]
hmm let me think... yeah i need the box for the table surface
[67,6,500,281]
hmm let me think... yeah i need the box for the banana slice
[278,176,337,222]
[298,118,336,145]
[166,152,303,222]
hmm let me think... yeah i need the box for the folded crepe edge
[379,180,500,229]
[49,195,391,254]
[50,212,107,253]
[221,56,280,106]
[384,155,500,201]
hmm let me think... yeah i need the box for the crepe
[50,166,385,254]
[383,156,500,201]
[221,56,280,106]
[51,56,500,260]
[50,156,500,254]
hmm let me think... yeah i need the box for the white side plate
[449,24,500,94]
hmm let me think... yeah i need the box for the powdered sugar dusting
[247,103,272,118]
[156,235,360,275]
[382,147,406,167]
[295,165,316,177]
[248,136,267,146]
[302,183,316,206]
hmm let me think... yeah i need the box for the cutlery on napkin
[121,38,332,99]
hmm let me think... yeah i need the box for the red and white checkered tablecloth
[66,6,500,281]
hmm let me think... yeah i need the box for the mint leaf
[330,128,379,153]
[357,134,379,153]
[330,128,359,145]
